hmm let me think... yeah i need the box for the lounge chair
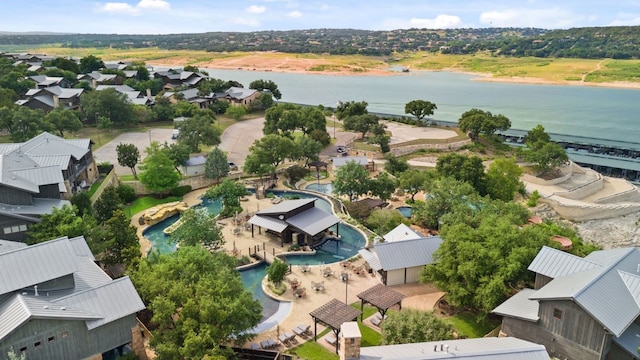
[260,340,271,349]
[300,264,310,273]
[375,312,388,320]
[285,331,297,344]
[250,343,260,350]
[370,316,382,327]
[267,338,278,348]
[311,281,324,292]
[296,324,312,336]
[278,333,291,346]
[293,326,306,337]
[325,334,337,345]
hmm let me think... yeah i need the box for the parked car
[172,129,180,139]
[228,162,238,171]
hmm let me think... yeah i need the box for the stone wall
[542,198,640,222]
[90,169,119,203]
[123,172,244,195]
[389,139,472,157]
[553,175,603,200]
[522,163,573,185]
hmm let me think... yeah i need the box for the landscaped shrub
[170,185,192,197]
[116,184,137,203]
[527,190,541,207]
[285,165,309,184]
[288,244,301,252]
[346,201,373,222]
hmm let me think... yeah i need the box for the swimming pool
[396,205,413,218]
[305,182,334,195]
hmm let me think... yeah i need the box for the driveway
[383,120,458,144]
[219,117,266,168]
[93,128,175,175]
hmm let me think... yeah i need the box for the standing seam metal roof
[374,236,443,271]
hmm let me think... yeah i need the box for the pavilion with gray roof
[309,299,361,354]
[493,245,640,360]
[356,284,406,321]
[247,198,341,248]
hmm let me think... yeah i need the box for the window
[61,331,69,339]
[553,308,563,319]
[4,224,28,234]
[34,341,42,349]
[19,347,27,354]
[47,336,55,343]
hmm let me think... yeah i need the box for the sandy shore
[147,53,640,89]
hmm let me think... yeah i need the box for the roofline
[54,275,132,302]
[573,247,636,300]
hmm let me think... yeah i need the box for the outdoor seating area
[370,316,382,327]
[278,332,297,347]
[294,287,307,298]
[340,260,351,268]
[288,278,301,289]
[260,338,279,349]
[300,264,311,273]
[353,265,365,276]
[311,281,325,292]
[322,267,334,277]
[325,334,337,345]
[292,324,312,338]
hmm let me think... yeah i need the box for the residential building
[218,86,260,108]
[152,69,206,89]
[163,88,214,109]
[359,224,442,286]
[493,245,640,360]
[28,75,70,89]
[95,84,154,105]
[0,236,145,360]
[0,132,97,241]
[16,86,84,112]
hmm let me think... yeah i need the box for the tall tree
[412,177,478,229]
[10,107,51,142]
[384,153,409,176]
[79,55,105,74]
[27,205,87,244]
[404,100,437,125]
[243,134,296,178]
[102,210,141,270]
[458,108,511,139]
[381,309,454,345]
[139,142,181,194]
[164,142,191,174]
[398,169,433,202]
[485,157,523,201]
[44,108,82,137]
[333,161,370,202]
[177,112,220,152]
[170,208,224,248]
[93,186,121,223]
[436,153,487,195]
[130,247,262,359]
[116,143,140,179]
[369,172,398,202]
[249,79,282,99]
[293,136,322,166]
[204,179,249,218]
[80,87,134,126]
[336,100,368,120]
[343,113,379,139]
[204,147,229,182]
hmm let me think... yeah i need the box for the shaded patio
[309,299,362,354]
[356,283,406,321]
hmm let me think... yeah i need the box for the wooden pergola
[309,299,362,354]
[356,284,406,321]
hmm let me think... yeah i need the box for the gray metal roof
[225,86,258,100]
[358,336,550,360]
[0,237,78,295]
[69,236,96,260]
[527,246,601,279]
[492,288,539,322]
[248,214,288,233]
[0,198,71,216]
[55,276,145,330]
[359,248,382,271]
[383,223,423,242]
[286,207,340,236]
[0,240,26,254]
[331,156,369,167]
[374,236,442,271]
[185,155,206,166]
[613,322,640,358]
[257,198,316,215]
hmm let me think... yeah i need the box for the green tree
[44,108,82,137]
[458,108,511,139]
[204,179,250,218]
[422,202,550,312]
[93,186,121,223]
[139,143,181,195]
[381,309,454,345]
[116,143,140,179]
[249,79,282,99]
[70,191,93,217]
[79,55,105,74]
[336,100,368,120]
[164,142,190,174]
[485,157,523,201]
[224,105,247,120]
[10,107,51,142]
[204,147,229,182]
[436,153,486,195]
[384,153,409,176]
[404,100,437,125]
[343,113,379,139]
[293,136,322,166]
[243,134,296,178]
[266,258,288,285]
[81,87,134,126]
[130,247,262,359]
[398,169,433,202]
[524,124,551,145]
[366,208,410,236]
[254,92,275,110]
[102,210,141,270]
[45,57,80,74]
[300,106,326,135]
[333,161,370,202]
[525,141,569,176]
[170,208,225,248]
[177,112,220,152]
[412,177,478,229]
[152,96,174,121]
[27,205,87,244]
[369,172,398,202]
[0,88,18,108]
[369,122,390,152]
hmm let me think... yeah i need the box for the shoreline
[147,58,640,90]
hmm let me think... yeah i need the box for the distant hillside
[1,26,639,59]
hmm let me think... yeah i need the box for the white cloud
[96,0,170,15]
[231,17,261,27]
[479,8,580,28]
[409,14,463,29]
[608,12,640,26]
[287,10,302,18]
[137,0,170,11]
[247,5,267,14]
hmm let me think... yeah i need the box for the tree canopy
[404,100,437,124]
[458,108,511,139]
[436,153,486,195]
[243,134,296,178]
[249,79,282,99]
[177,112,220,152]
[522,124,569,176]
[116,143,140,179]
[343,113,379,139]
[43,108,82,137]
[333,161,370,202]
[204,179,249,218]
[131,247,262,360]
[80,87,134,125]
[381,309,454,345]
[204,147,229,181]
[169,208,225,248]
[139,142,181,194]
[336,100,368,120]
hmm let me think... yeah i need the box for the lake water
[203,68,640,143]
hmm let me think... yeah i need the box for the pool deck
[131,187,444,352]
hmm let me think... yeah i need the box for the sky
[1,0,639,34]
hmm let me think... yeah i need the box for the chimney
[34,285,38,297]
[146,88,152,100]
[339,322,361,360]
[52,94,59,108]
[91,79,97,89]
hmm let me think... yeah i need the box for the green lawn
[86,176,105,198]
[124,196,182,218]
[446,312,500,338]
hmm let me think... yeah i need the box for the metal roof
[492,288,539,322]
[357,284,406,311]
[613,322,640,358]
[383,223,423,242]
[257,198,316,215]
[358,337,550,360]
[0,237,78,295]
[248,215,288,233]
[55,276,145,330]
[309,299,362,330]
[185,155,206,166]
[0,240,27,254]
[287,207,340,236]
[0,198,71,216]
[69,236,96,260]
[374,236,443,271]
[11,165,64,186]
[358,248,382,271]
[225,86,258,100]
[527,246,601,279]
[331,156,369,167]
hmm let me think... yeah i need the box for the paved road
[93,128,175,175]
[219,117,266,168]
